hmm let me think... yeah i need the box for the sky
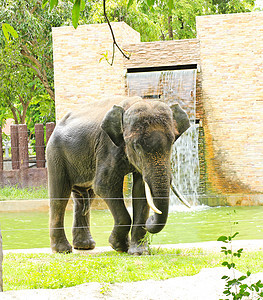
[255,0,263,8]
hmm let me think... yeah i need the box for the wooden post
[10,124,19,169]
[35,124,45,168]
[0,229,2,292]
[0,127,3,171]
[46,122,55,145]
[18,124,29,169]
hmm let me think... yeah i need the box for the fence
[0,122,55,188]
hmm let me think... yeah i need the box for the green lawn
[0,186,48,200]
[3,248,263,291]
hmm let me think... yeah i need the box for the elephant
[47,96,191,255]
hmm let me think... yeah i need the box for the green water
[1,206,263,250]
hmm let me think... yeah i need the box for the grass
[0,186,48,200]
[3,248,263,291]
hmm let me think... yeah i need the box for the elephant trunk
[144,176,170,234]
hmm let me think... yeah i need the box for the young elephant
[47,96,190,255]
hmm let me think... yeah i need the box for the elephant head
[101,99,190,234]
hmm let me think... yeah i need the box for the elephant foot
[72,226,96,250]
[128,242,149,256]
[109,233,129,253]
[73,238,96,250]
[51,240,72,254]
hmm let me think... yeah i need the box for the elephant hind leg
[72,187,96,250]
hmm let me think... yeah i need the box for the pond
[1,206,263,250]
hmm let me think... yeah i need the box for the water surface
[1,206,263,250]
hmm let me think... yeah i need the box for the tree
[47,0,255,43]
[0,0,73,127]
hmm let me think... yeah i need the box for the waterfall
[126,69,199,207]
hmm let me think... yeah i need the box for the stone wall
[123,39,200,69]
[196,12,263,198]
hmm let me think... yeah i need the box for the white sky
[255,0,263,8]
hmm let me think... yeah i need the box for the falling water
[127,69,200,207]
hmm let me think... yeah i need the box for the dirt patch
[1,268,263,299]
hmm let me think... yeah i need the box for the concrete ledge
[0,200,74,212]
[199,194,263,207]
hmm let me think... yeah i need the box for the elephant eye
[132,141,141,152]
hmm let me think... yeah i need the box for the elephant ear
[170,103,190,137]
[101,105,125,147]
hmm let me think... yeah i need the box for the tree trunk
[0,229,3,292]
[168,15,173,40]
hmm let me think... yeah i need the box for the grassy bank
[3,249,263,291]
[0,186,48,200]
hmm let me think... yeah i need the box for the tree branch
[20,45,55,101]
[103,0,130,65]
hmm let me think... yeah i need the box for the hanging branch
[103,0,130,65]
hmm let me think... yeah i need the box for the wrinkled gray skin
[47,96,190,255]
[0,230,3,292]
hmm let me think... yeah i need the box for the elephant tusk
[144,181,162,215]
[171,181,191,208]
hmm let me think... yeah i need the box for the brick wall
[196,12,263,197]
[123,39,200,69]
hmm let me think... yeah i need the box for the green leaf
[80,0,85,11]
[42,0,49,8]
[49,0,58,11]
[72,0,81,29]
[218,236,228,242]
[256,280,263,288]
[231,232,239,239]
[146,0,155,7]
[167,0,174,11]
[127,0,134,9]
[2,23,18,41]
[238,275,247,281]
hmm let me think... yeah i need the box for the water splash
[171,124,200,209]
[126,69,199,208]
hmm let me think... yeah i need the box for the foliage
[47,0,256,43]
[3,249,263,291]
[0,0,73,129]
[0,186,48,201]
[218,231,263,298]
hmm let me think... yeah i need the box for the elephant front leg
[72,188,96,250]
[128,172,150,255]
[105,197,131,252]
